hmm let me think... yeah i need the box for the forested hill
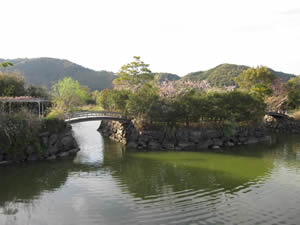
[0,58,116,91]
[183,63,296,86]
[154,73,180,83]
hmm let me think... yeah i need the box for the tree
[51,77,89,114]
[287,76,300,109]
[235,66,276,98]
[99,89,130,113]
[126,84,159,121]
[113,56,153,88]
[174,90,200,127]
[0,62,13,68]
[26,85,49,98]
[0,73,26,96]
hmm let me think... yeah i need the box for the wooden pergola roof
[0,96,50,103]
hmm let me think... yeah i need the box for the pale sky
[1,0,300,76]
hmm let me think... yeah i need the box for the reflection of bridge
[64,111,126,123]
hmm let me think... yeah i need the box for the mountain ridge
[0,58,297,90]
[182,63,296,86]
[0,57,117,91]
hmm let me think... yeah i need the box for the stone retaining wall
[0,125,79,165]
[98,120,272,151]
[264,115,300,133]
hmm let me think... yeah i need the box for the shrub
[0,109,42,158]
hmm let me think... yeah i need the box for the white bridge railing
[64,111,124,122]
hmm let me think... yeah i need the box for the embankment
[0,119,79,165]
[98,120,272,151]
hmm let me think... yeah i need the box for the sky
[1,0,300,76]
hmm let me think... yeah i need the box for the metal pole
[38,102,41,118]
[9,102,11,114]
[41,103,44,117]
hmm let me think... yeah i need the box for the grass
[73,104,103,112]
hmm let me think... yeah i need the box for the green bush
[0,109,67,160]
[0,109,42,158]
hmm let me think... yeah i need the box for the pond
[0,121,300,225]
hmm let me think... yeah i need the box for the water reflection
[0,121,300,225]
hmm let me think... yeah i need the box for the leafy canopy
[235,66,276,98]
[113,56,153,87]
[0,62,13,68]
[0,73,26,96]
[51,77,89,114]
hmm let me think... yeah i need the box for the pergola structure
[0,96,50,117]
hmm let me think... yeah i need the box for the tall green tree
[51,77,89,114]
[113,56,153,88]
[235,66,276,98]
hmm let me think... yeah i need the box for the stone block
[127,141,138,149]
[244,137,259,145]
[46,155,56,160]
[61,136,74,150]
[49,134,58,146]
[58,152,69,158]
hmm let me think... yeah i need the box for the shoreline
[98,116,300,151]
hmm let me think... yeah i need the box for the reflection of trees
[0,138,124,208]
[105,153,273,199]
[0,132,299,213]
[102,137,300,200]
[261,134,300,163]
[0,159,102,207]
[0,161,71,206]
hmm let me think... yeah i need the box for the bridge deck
[64,111,126,123]
[65,111,292,124]
[266,112,290,119]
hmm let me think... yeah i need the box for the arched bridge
[265,111,292,120]
[64,111,293,124]
[64,111,126,123]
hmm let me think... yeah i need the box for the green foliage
[0,62,13,68]
[126,84,159,120]
[99,89,130,113]
[90,90,101,105]
[0,73,26,96]
[101,86,266,127]
[42,117,67,133]
[183,64,294,87]
[184,64,249,86]
[0,109,42,158]
[287,76,300,109]
[172,90,200,126]
[114,56,153,87]
[51,77,89,114]
[0,109,68,159]
[26,85,49,98]
[0,72,48,98]
[235,66,276,98]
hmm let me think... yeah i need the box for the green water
[0,121,300,225]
